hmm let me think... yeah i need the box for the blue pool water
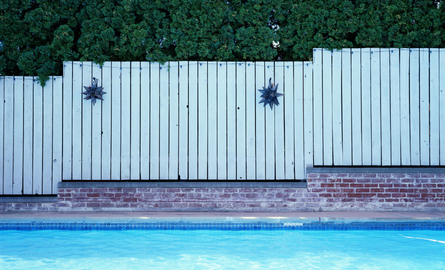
[0,229,444,269]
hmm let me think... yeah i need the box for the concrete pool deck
[1,211,445,223]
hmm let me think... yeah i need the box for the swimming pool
[1,221,444,269]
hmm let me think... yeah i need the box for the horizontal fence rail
[0,48,444,194]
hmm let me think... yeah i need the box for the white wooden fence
[0,48,444,194]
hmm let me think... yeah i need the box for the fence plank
[390,49,401,165]
[188,62,198,179]
[169,62,180,179]
[101,62,112,179]
[420,49,430,165]
[208,62,218,179]
[91,64,102,180]
[440,49,445,165]
[237,62,246,180]
[371,48,381,165]
[291,62,301,179]
[131,62,141,179]
[246,62,256,180]
[23,78,33,193]
[42,78,53,194]
[140,62,150,179]
[0,77,3,193]
[332,50,342,165]
[53,77,63,193]
[33,78,43,193]
[361,48,371,165]
[313,49,323,165]
[198,62,208,179]
[400,49,411,165]
[255,62,266,180]
[160,62,169,179]
[409,49,420,165]
[4,77,14,194]
[63,62,73,180]
[13,77,23,194]
[150,62,161,179]
[111,62,121,179]
[303,62,313,177]
[275,63,285,179]
[351,49,362,165]
[227,62,236,179]
[121,62,131,179]
[285,62,296,179]
[82,63,92,180]
[72,62,82,179]
[341,49,352,165]
[430,49,439,165]
[179,61,188,180]
[380,49,391,166]
[322,49,333,165]
[265,62,275,179]
[217,62,227,180]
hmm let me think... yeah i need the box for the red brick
[275,193,290,198]
[392,173,407,178]
[363,193,377,198]
[321,183,335,188]
[347,194,362,198]
[421,173,435,178]
[421,194,436,198]
[379,183,393,188]
[378,173,391,178]
[87,193,100,197]
[333,193,347,198]
[400,189,414,193]
[350,184,364,188]
[356,188,370,193]
[100,203,114,207]
[385,178,399,183]
[430,179,445,183]
[325,188,341,193]
[430,189,443,193]
[407,184,422,188]
[319,194,332,198]
[123,198,137,203]
[364,184,378,188]
[438,184,445,188]
[393,184,408,188]
[336,183,350,188]
[377,193,391,198]
[391,193,406,198]
[86,202,100,207]
[108,188,123,192]
[342,179,356,183]
[246,193,260,198]
[342,188,354,193]
[348,173,363,177]
[307,173,318,178]
[407,194,420,198]
[414,198,429,203]
[401,179,414,183]
[371,188,384,193]
[80,188,91,192]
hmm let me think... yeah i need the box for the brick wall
[0,202,57,212]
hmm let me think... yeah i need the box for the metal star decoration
[258,78,283,110]
[83,77,106,105]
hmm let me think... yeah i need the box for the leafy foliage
[0,0,444,86]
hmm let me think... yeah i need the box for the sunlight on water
[0,230,444,269]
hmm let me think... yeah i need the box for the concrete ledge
[58,181,307,189]
[0,196,58,203]
[307,167,445,174]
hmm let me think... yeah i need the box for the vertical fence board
[303,62,314,176]
[120,62,131,179]
[111,62,121,179]
[409,49,420,165]
[351,49,362,165]
[313,49,323,165]
[179,61,188,179]
[380,49,391,165]
[430,49,439,165]
[322,49,333,165]
[72,62,82,179]
[291,62,300,179]
[208,62,217,179]
[13,77,23,194]
[101,62,112,179]
[371,48,381,165]
[440,49,445,165]
[53,77,63,193]
[33,78,43,194]
[255,62,266,180]
[131,62,141,179]
[237,62,246,180]
[341,49,352,165]
[4,77,14,194]
[275,63,285,179]
[198,62,208,179]
[285,62,296,179]
[332,50,342,165]
[82,63,92,180]
[42,78,53,194]
[246,62,256,180]
[400,49,411,165]
[169,62,180,179]
[23,78,33,193]
[420,50,430,165]
[140,62,150,179]
[390,49,401,165]
[150,62,161,179]
[227,62,236,179]
[265,62,275,179]
[91,64,102,180]
[217,62,227,180]
[361,48,372,165]
[188,62,198,179]
[63,62,72,180]
[159,63,169,179]
[0,77,3,193]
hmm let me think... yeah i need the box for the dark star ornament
[258,78,283,110]
[83,77,106,105]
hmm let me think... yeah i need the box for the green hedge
[0,0,443,86]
